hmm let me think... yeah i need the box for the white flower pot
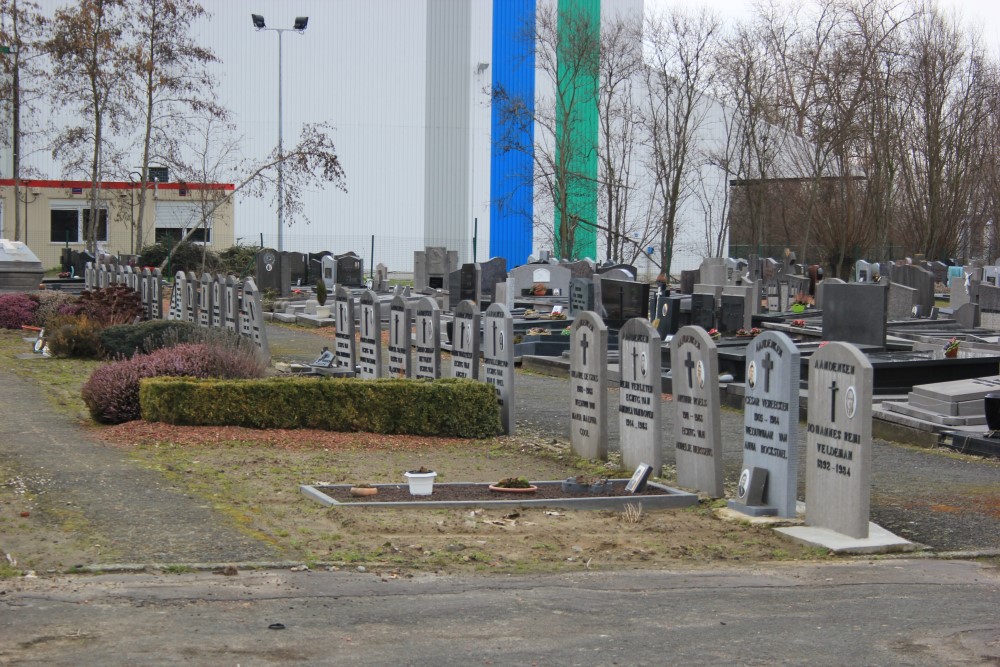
[404,470,437,496]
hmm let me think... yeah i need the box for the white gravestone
[483,303,515,434]
[570,311,608,460]
[358,290,382,379]
[224,276,238,332]
[670,325,724,498]
[618,317,662,472]
[735,331,800,517]
[334,286,357,373]
[805,342,873,538]
[388,295,412,378]
[239,278,270,359]
[452,300,481,380]
[414,296,441,380]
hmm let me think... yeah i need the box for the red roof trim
[0,178,235,191]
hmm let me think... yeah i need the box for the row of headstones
[255,249,368,297]
[322,288,516,434]
[84,261,269,359]
[568,318,874,540]
[84,261,163,320]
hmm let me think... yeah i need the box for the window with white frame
[50,201,108,244]
[154,201,212,244]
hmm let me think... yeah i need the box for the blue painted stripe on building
[490,0,536,266]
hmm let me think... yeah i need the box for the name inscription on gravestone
[483,303,515,434]
[414,297,440,380]
[618,318,662,471]
[334,286,356,372]
[570,311,608,460]
[452,301,480,380]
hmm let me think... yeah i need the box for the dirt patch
[311,481,673,503]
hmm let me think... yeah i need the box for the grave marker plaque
[140,268,152,319]
[483,303,515,434]
[414,297,441,380]
[239,278,269,359]
[335,251,364,288]
[169,271,187,321]
[387,295,412,378]
[358,290,382,379]
[690,293,716,331]
[224,276,238,332]
[618,318,662,471]
[570,311,608,460]
[452,300,480,380]
[185,272,197,322]
[334,286,357,372]
[735,331,800,517]
[479,257,507,304]
[670,326,724,497]
[805,342,873,538]
[198,273,212,328]
[569,278,595,316]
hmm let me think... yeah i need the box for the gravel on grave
[322,481,666,503]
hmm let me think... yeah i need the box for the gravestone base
[775,522,920,555]
[726,500,778,517]
[295,313,335,328]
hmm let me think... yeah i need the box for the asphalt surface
[2,559,998,665]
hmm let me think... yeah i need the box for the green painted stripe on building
[554,0,600,260]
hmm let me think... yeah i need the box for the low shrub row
[139,377,502,438]
[82,342,268,424]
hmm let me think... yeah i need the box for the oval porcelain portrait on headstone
[747,360,757,388]
[696,360,705,388]
[846,385,857,419]
[737,469,750,499]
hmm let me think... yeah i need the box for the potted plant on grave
[707,328,721,342]
[735,328,750,337]
[403,466,437,496]
[790,292,813,313]
[561,475,612,494]
[791,319,807,328]
[750,327,762,337]
[349,483,378,497]
[489,476,539,494]
[944,337,960,358]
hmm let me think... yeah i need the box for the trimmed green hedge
[140,376,502,438]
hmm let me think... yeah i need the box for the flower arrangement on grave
[548,310,567,320]
[736,328,750,337]
[790,292,813,313]
[532,282,547,296]
[750,327,762,336]
[707,328,721,341]
[490,476,539,494]
[561,327,572,336]
[944,337,960,358]
[791,319,806,328]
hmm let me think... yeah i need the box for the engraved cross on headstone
[580,332,590,366]
[631,346,639,381]
[762,352,774,393]
[829,379,839,421]
[684,351,696,389]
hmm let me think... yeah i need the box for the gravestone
[805,342,873,538]
[821,283,888,347]
[479,257,507,305]
[374,263,389,292]
[679,270,700,294]
[509,263,571,297]
[927,261,948,285]
[211,273,225,328]
[600,278,649,329]
[569,278,595,316]
[689,293,716,331]
[224,276,238,332]
[733,331,800,517]
[891,264,935,315]
[483,303,515,434]
[414,247,458,291]
[334,252,364,288]
[670,326,724,498]
[334,286,357,372]
[563,259,595,280]
[255,249,290,296]
[887,282,916,320]
[451,300,480,380]
[185,272,197,323]
[357,290,383,379]
[977,283,1000,330]
[239,278,269,358]
[139,268,152,319]
[947,265,964,288]
[569,311,608,460]
[198,273,212,328]
[413,297,441,379]
[321,255,337,290]
[855,260,872,283]
[656,294,688,337]
[169,271,187,321]
[699,258,731,286]
[954,302,980,328]
[618,318,662,471]
[450,263,480,311]
[387,295,412,378]
[720,285,753,334]
[814,277,845,310]
[148,268,162,320]
[282,252,308,286]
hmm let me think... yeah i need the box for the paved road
[2,559,998,665]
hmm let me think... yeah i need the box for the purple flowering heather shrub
[0,293,39,329]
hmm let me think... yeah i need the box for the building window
[50,205,108,244]
[154,201,212,245]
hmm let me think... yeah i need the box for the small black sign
[625,464,653,493]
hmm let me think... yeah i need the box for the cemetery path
[0,369,282,567]
[267,322,1000,553]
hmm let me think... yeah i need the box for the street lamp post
[252,13,309,252]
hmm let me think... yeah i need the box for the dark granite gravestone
[570,311,608,460]
[804,342,873,538]
[689,293,716,331]
[669,326,724,498]
[731,331,800,518]
[334,286,357,372]
[569,278,595,316]
[600,278,650,329]
[479,257,507,305]
[255,249,290,296]
[483,303,516,434]
[679,270,700,294]
[890,264,934,315]
[562,259,596,280]
[387,295,412,378]
[450,263,481,311]
[334,252,364,288]
[655,294,688,337]
[821,283,889,347]
[719,293,746,334]
[414,297,441,380]
[887,282,916,321]
[451,300,481,380]
[281,252,308,286]
[618,317,662,471]
[307,251,331,284]
[357,290,382,379]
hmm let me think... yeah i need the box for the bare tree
[639,7,720,281]
[0,0,46,242]
[158,122,347,269]
[126,0,224,254]
[48,0,132,253]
